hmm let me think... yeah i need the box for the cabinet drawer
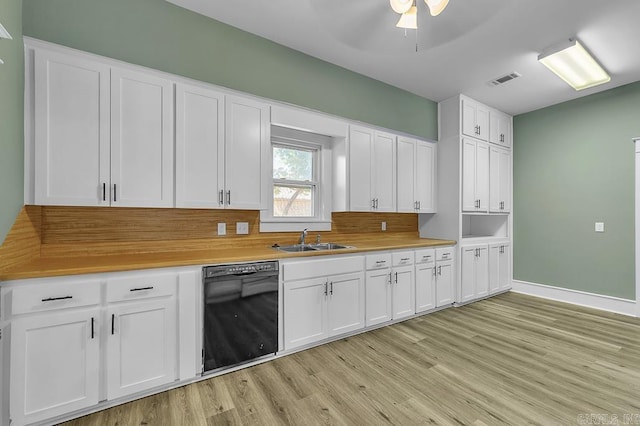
[11,280,101,316]
[436,247,455,262]
[365,253,392,270]
[392,251,414,267]
[415,249,436,265]
[282,256,363,282]
[106,272,177,303]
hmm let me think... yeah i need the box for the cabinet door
[435,261,454,307]
[415,263,436,313]
[489,111,501,145]
[224,95,268,210]
[489,146,502,212]
[284,278,329,350]
[499,244,511,291]
[392,266,415,320]
[111,68,174,207]
[416,141,436,213]
[460,246,477,303]
[475,246,490,298]
[10,310,100,425]
[349,126,374,211]
[327,272,365,337]
[396,137,416,212]
[476,142,490,212]
[499,114,512,148]
[461,98,477,138]
[34,50,110,206]
[106,298,177,399]
[499,149,511,212]
[373,131,396,212]
[462,139,477,212]
[365,269,392,326]
[488,244,501,294]
[175,83,225,208]
[476,104,490,141]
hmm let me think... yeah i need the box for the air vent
[488,72,522,86]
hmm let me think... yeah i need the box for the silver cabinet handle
[111,314,115,335]
[102,183,106,202]
[388,272,392,284]
[219,190,224,205]
[375,198,379,209]
[375,260,386,265]
[330,282,333,295]
[113,184,117,202]
[400,257,411,262]
[372,199,376,209]
[91,317,95,339]
[418,201,421,210]
[226,190,231,205]
[324,281,328,296]
[432,267,437,276]
[438,266,442,276]
[395,272,398,284]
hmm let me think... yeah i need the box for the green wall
[21,0,437,139]
[0,0,23,245]
[513,81,640,300]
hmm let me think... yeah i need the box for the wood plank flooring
[62,293,640,425]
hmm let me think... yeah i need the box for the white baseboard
[511,280,637,317]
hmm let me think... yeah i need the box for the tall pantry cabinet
[420,94,512,304]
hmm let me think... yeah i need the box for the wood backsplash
[40,207,418,243]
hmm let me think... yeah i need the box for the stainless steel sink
[308,243,352,250]
[275,244,318,252]
[275,243,353,252]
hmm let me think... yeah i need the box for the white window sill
[259,220,331,233]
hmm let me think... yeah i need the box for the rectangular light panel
[538,39,610,91]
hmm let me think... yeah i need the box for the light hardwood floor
[63,293,640,425]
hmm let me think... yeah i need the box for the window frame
[260,126,333,232]
[271,141,319,219]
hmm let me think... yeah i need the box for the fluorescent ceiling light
[0,22,12,40]
[538,39,610,91]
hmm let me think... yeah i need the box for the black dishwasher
[202,261,279,373]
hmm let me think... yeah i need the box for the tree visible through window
[273,144,317,217]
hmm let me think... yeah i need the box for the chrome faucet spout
[299,228,308,245]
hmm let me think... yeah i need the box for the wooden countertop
[0,236,456,281]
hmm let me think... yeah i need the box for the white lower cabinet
[489,243,511,294]
[415,246,455,312]
[460,244,490,304]
[282,256,365,351]
[10,309,100,425]
[3,269,182,426]
[364,252,415,326]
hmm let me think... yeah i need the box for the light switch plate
[381,221,387,231]
[236,222,249,235]
[595,222,605,232]
[218,223,226,236]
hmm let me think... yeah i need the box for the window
[272,144,317,218]
[261,125,333,232]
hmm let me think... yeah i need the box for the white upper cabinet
[397,137,436,213]
[110,68,174,207]
[224,95,269,210]
[462,97,489,141]
[33,50,110,206]
[489,146,511,213]
[489,110,512,148]
[462,138,489,212]
[349,126,396,212]
[175,83,225,208]
[31,47,174,208]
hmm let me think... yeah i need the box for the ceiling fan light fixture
[390,0,413,14]
[0,22,12,40]
[538,38,610,91]
[425,0,449,16]
[396,6,418,29]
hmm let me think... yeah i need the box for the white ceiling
[167,0,640,115]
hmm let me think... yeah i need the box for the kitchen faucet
[298,228,308,245]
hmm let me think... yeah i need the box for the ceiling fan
[390,0,450,29]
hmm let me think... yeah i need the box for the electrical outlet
[217,223,226,236]
[236,222,249,235]
[381,221,387,231]
[595,222,605,233]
